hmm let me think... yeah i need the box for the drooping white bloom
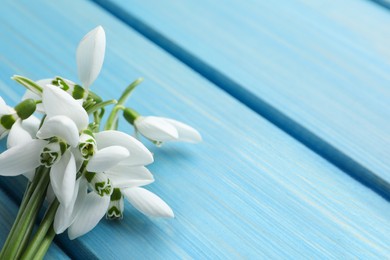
[134,116,202,144]
[105,164,174,220]
[96,132,173,220]
[54,130,173,239]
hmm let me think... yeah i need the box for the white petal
[42,84,88,131]
[106,166,154,188]
[135,116,178,142]
[68,191,110,240]
[54,178,83,234]
[21,115,40,137]
[36,78,54,88]
[122,187,174,218]
[76,26,106,88]
[0,96,10,114]
[22,90,44,113]
[0,127,9,140]
[86,146,129,172]
[0,139,47,176]
[46,183,56,204]
[37,115,79,147]
[70,147,84,172]
[50,151,77,208]
[23,170,35,182]
[7,119,33,148]
[163,118,202,143]
[95,130,153,166]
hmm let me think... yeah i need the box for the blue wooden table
[0,0,389,258]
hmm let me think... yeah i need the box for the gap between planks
[89,0,390,201]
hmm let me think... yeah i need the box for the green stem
[104,105,125,130]
[33,225,56,260]
[1,167,50,259]
[21,199,59,259]
[0,167,43,258]
[104,78,143,130]
[86,99,117,114]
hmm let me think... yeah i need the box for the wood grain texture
[0,185,70,260]
[98,0,390,196]
[0,0,389,258]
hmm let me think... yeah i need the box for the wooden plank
[96,0,390,197]
[368,0,390,9]
[0,183,70,260]
[0,0,389,258]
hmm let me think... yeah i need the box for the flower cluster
[0,26,200,259]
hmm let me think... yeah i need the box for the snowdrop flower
[54,130,172,239]
[53,130,154,239]
[123,108,201,145]
[95,131,173,220]
[0,84,88,209]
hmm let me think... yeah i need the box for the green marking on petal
[107,206,122,220]
[107,192,124,220]
[84,171,96,182]
[85,172,113,196]
[72,85,85,99]
[79,132,97,160]
[110,188,122,201]
[39,137,69,167]
[95,178,112,196]
[55,77,70,91]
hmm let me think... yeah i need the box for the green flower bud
[14,99,36,120]
[123,108,140,125]
[0,114,16,130]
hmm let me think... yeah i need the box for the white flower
[54,130,173,239]
[134,116,202,144]
[95,131,173,220]
[0,84,89,209]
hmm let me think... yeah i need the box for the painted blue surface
[97,0,390,198]
[0,0,389,259]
